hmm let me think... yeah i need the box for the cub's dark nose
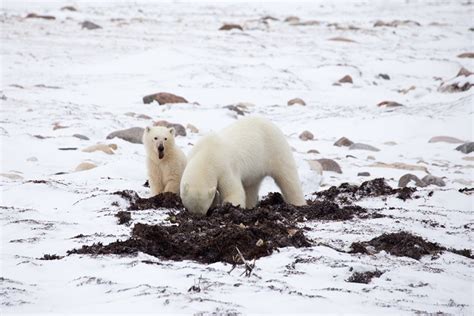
[158,144,164,152]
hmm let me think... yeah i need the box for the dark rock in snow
[106,127,144,144]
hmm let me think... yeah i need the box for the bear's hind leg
[219,176,246,208]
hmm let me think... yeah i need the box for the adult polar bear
[180,117,306,215]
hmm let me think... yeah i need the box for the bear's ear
[208,187,216,199]
[169,127,175,136]
[145,127,150,133]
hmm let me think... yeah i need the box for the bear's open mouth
[158,150,164,159]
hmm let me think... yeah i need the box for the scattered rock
[137,114,152,120]
[459,187,474,195]
[455,142,474,154]
[347,270,383,284]
[383,141,397,146]
[0,173,24,180]
[82,144,117,155]
[373,20,420,27]
[284,16,300,24]
[367,156,375,160]
[377,73,390,80]
[458,52,474,58]
[219,24,243,31]
[186,123,199,133]
[58,147,77,151]
[73,134,89,141]
[61,6,77,11]
[53,122,68,130]
[307,149,320,154]
[377,101,404,108]
[462,156,474,161]
[398,174,427,188]
[1,94,7,101]
[370,162,428,173]
[106,127,144,144]
[439,67,474,92]
[224,104,248,116]
[307,160,323,175]
[338,75,353,84]
[154,120,186,137]
[398,85,416,94]
[357,172,370,177]
[457,67,473,77]
[316,159,342,174]
[327,37,357,43]
[143,92,188,105]
[124,112,136,117]
[75,162,97,172]
[39,254,64,260]
[261,16,279,22]
[81,21,102,30]
[428,136,464,144]
[350,232,442,260]
[27,157,38,162]
[299,130,314,141]
[25,13,56,20]
[349,143,380,152]
[287,98,306,106]
[421,175,446,187]
[334,137,354,147]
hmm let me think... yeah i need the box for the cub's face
[180,183,216,216]
[143,126,175,160]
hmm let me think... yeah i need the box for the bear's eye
[165,138,168,141]
[154,137,158,140]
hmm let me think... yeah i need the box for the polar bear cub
[143,126,187,196]
[180,117,306,215]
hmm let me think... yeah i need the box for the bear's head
[180,182,216,216]
[143,126,175,160]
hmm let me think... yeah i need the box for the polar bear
[143,126,187,196]
[180,117,306,215]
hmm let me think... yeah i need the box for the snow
[1,0,473,314]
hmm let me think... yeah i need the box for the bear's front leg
[163,180,180,194]
[219,176,246,208]
[149,176,163,196]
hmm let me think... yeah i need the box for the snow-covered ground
[1,0,473,314]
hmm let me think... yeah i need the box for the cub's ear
[169,127,175,136]
[208,187,216,198]
[145,127,150,133]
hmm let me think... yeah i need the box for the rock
[261,16,279,22]
[334,137,354,147]
[377,101,404,108]
[73,134,89,140]
[299,130,314,141]
[457,67,473,77]
[462,156,474,161]
[377,73,390,80]
[137,114,152,120]
[219,24,243,31]
[370,162,428,173]
[316,159,342,174]
[186,123,199,133]
[58,147,77,151]
[143,92,188,105]
[327,37,357,43]
[82,144,117,155]
[53,122,68,130]
[224,104,248,116]
[0,173,23,180]
[154,120,186,137]
[428,136,464,144]
[398,174,427,187]
[106,127,144,144]
[75,162,97,172]
[458,52,474,58]
[439,68,474,92]
[455,142,474,154]
[27,157,38,162]
[307,160,323,175]
[367,155,376,160]
[422,175,446,187]
[124,112,136,117]
[383,141,397,146]
[346,155,357,159]
[338,75,353,84]
[25,13,56,20]
[1,94,7,100]
[287,98,306,106]
[373,20,420,27]
[357,172,370,177]
[81,21,101,30]
[349,143,380,152]
[398,85,416,94]
[61,6,77,11]
[284,16,300,24]
[307,149,320,154]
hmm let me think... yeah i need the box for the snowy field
[1,0,473,314]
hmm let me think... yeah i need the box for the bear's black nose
[158,144,164,152]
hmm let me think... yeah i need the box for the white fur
[143,126,187,196]
[180,117,306,215]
